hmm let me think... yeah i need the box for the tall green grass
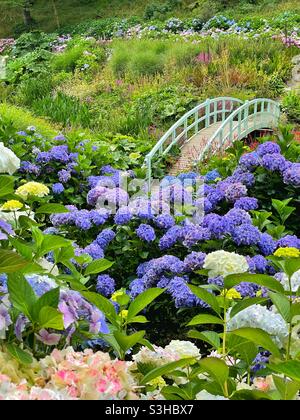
[109,39,202,77]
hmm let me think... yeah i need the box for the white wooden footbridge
[145,97,281,183]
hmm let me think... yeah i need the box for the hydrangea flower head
[1,200,23,211]
[16,182,49,199]
[204,251,249,278]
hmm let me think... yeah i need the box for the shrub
[282,91,300,123]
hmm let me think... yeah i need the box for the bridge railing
[198,98,281,162]
[145,96,243,184]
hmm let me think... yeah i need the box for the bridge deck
[169,114,274,175]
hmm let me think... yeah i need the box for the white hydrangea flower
[204,250,249,278]
[38,259,59,276]
[0,210,35,223]
[132,345,178,367]
[275,271,300,292]
[164,340,201,359]
[0,143,20,175]
[227,304,288,348]
[196,390,228,400]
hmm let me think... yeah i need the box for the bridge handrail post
[205,98,210,128]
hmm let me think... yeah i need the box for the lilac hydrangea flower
[58,169,72,183]
[224,182,247,202]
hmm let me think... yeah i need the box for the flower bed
[0,123,300,399]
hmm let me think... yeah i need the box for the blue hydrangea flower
[277,235,300,249]
[136,224,156,242]
[114,207,133,225]
[96,229,116,249]
[234,197,258,211]
[52,183,65,195]
[205,169,221,182]
[256,141,281,157]
[96,275,115,297]
[258,233,276,256]
[232,223,261,246]
[261,153,287,172]
[154,214,175,230]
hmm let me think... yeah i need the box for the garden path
[285,54,300,92]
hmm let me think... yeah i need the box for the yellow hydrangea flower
[119,310,128,319]
[274,247,300,258]
[16,182,49,199]
[1,200,23,211]
[111,289,126,302]
[148,376,166,389]
[221,288,242,300]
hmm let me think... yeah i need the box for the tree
[3,0,35,28]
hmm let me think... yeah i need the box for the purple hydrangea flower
[247,255,268,274]
[235,282,259,297]
[182,225,211,247]
[225,208,252,227]
[231,168,255,187]
[183,252,206,272]
[202,213,229,239]
[283,163,300,187]
[167,277,208,308]
[159,225,184,250]
[129,278,146,298]
[84,242,105,260]
[58,169,72,183]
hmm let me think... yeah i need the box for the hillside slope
[0,0,299,37]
